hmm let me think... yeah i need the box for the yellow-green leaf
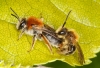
[0,60,31,68]
[0,0,100,66]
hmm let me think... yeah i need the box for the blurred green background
[44,52,100,68]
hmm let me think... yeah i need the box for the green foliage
[0,60,32,68]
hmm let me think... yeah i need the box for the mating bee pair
[10,8,85,65]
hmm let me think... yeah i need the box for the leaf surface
[0,0,100,66]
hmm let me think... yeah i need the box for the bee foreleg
[27,35,36,52]
[41,34,53,54]
[18,28,26,40]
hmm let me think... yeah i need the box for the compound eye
[18,18,26,30]
[20,22,25,27]
[60,31,66,35]
[58,28,67,35]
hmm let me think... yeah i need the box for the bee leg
[41,34,53,54]
[27,35,36,52]
[18,28,26,40]
[57,44,64,54]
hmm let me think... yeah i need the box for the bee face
[16,18,27,30]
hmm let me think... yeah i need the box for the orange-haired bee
[56,11,85,64]
[10,8,55,54]
[10,8,84,64]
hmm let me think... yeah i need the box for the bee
[55,11,85,64]
[10,8,56,54]
[42,11,85,64]
[10,7,84,64]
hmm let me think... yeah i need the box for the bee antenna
[62,10,72,28]
[10,7,20,22]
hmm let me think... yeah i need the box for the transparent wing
[75,42,85,65]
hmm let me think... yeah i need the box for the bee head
[16,18,27,30]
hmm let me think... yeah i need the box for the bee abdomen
[60,44,76,55]
[67,45,76,55]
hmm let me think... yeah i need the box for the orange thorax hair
[27,16,44,29]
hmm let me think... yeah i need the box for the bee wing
[42,24,63,46]
[43,24,62,42]
[44,24,55,32]
[75,42,85,65]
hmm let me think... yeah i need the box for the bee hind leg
[41,34,53,54]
